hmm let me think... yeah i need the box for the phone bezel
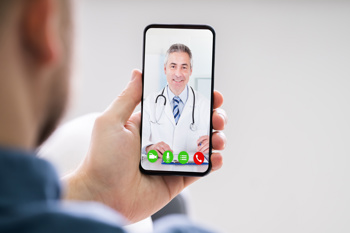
[139,24,216,177]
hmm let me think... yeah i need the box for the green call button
[163,150,174,163]
[178,151,189,164]
[147,150,158,163]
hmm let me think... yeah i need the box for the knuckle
[94,114,107,127]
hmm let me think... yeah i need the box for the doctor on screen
[142,43,211,157]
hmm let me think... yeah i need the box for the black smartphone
[139,24,215,176]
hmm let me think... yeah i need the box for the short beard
[36,72,69,147]
[36,99,67,147]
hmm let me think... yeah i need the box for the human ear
[21,0,61,65]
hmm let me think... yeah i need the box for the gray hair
[164,43,193,68]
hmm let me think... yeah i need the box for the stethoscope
[153,86,197,131]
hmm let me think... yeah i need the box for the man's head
[0,0,73,149]
[164,44,193,96]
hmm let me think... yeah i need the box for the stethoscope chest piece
[190,123,197,131]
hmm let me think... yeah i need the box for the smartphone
[140,24,215,176]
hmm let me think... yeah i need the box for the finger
[213,91,224,109]
[197,142,204,151]
[198,141,209,152]
[129,111,141,128]
[160,142,171,152]
[212,108,227,131]
[161,145,170,154]
[161,147,167,154]
[159,146,165,154]
[159,142,168,152]
[164,146,172,152]
[197,135,207,141]
[104,69,142,124]
[212,131,226,150]
[197,135,208,144]
[211,153,223,171]
[126,111,141,134]
[200,147,209,154]
[200,148,209,154]
[201,138,209,144]
[156,144,164,154]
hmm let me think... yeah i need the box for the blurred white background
[61,1,350,232]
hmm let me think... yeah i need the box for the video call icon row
[147,150,204,165]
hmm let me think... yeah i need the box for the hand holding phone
[73,69,226,222]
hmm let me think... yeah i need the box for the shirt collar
[167,85,188,103]
[0,146,61,207]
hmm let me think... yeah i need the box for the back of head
[0,0,73,149]
[0,0,70,34]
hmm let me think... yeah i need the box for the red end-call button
[193,152,204,165]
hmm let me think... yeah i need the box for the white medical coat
[142,86,210,155]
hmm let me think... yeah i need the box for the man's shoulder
[1,201,127,233]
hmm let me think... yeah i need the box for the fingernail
[131,69,141,81]
[217,110,227,125]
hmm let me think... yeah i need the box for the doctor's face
[164,52,192,96]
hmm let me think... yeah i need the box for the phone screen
[140,24,215,176]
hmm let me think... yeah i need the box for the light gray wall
[66,1,350,232]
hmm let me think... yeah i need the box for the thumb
[104,69,142,124]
